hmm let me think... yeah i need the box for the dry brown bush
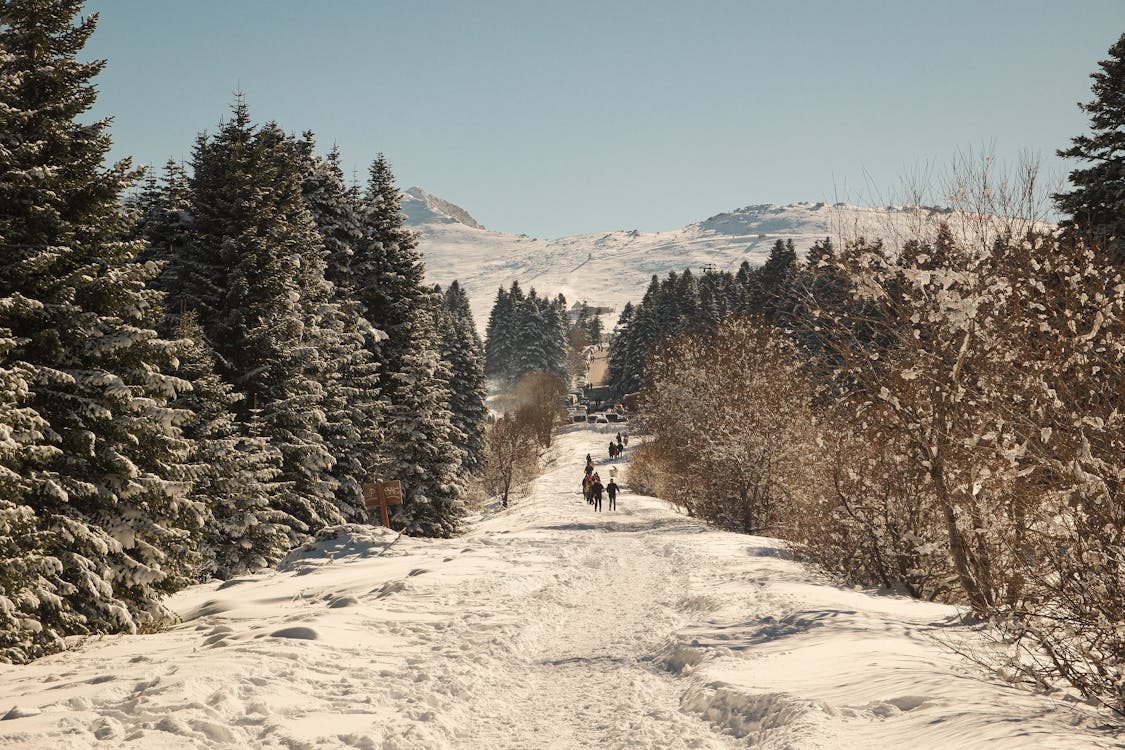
[640,318,824,535]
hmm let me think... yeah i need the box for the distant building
[569,301,615,322]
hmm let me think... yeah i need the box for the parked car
[604,412,620,423]
[586,414,599,423]
[595,416,609,424]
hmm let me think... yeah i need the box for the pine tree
[607,301,635,394]
[384,305,465,537]
[439,282,488,475]
[169,313,296,579]
[0,0,203,645]
[484,286,516,382]
[0,318,70,661]
[296,134,386,519]
[1054,32,1125,264]
[358,154,426,391]
[179,104,340,534]
[129,160,192,311]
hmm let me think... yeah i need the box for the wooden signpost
[363,480,403,528]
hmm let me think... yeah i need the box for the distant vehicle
[604,412,620,423]
[572,414,587,423]
[586,414,599,423]
[595,416,609,424]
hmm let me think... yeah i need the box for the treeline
[0,2,486,661]
[607,239,797,396]
[623,34,1125,714]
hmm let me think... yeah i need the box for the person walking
[592,477,604,512]
[608,441,616,459]
[606,479,618,511]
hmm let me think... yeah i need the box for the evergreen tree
[358,154,426,391]
[384,305,465,537]
[606,302,635,394]
[0,0,203,644]
[1055,32,1125,264]
[484,285,518,382]
[439,282,488,475]
[0,319,69,661]
[296,134,386,519]
[171,313,296,579]
[130,160,193,313]
[180,104,340,534]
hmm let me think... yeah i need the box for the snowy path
[0,426,1119,749]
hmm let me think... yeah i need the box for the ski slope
[0,426,1115,749]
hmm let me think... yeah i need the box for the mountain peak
[401,187,484,230]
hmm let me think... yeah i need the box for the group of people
[608,432,627,459]
[582,453,619,512]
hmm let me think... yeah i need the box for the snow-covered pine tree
[484,285,517,383]
[296,134,386,520]
[438,281,487,475]
[357,154,426,393]
[515,291,551,378]
[1054,32,1125,264]
[383,304,465,537]
[610,275,662,395]
[129,160,192,309]
[170,313,297,579]
[179,104,340,534]
[0,316,71,662]
[547,293,570,376]
[0,0,203,643]
[606,302,635,394]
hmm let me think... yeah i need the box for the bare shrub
[794,164,1124,712]
[790,411,955,601]
[640,318,823,535]
[481,413,539,509]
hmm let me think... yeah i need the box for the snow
[0,426,1115,749]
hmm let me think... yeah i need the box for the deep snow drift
[0,427,1118,749]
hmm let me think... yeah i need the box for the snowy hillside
[407,196,957,333]
[0,426,1114,749]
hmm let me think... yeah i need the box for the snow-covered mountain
[406,194,943,334]
[401,186,486,230]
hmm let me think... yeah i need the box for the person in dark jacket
[606,479,618,510]
[591,477,604,512]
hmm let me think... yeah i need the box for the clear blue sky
[82,0,1123,239]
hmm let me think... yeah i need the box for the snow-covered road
[0,426,1118,749]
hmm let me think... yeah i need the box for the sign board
[363,480,404,526]
[381,480,403,506]
[363,483,380,510]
